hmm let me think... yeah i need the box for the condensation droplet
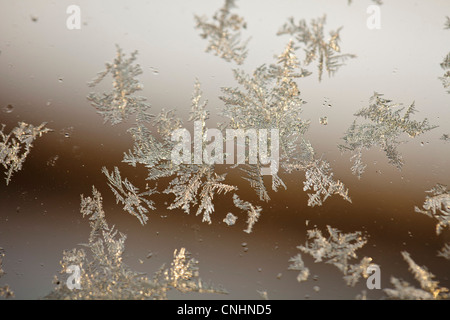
[313,286,320,292]
[276,273,282,279]
[241,242,247,247]
[58,77,63,83]
[150,67,159,75]
[313,275,319,281]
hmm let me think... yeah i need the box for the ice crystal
[294,225,373,286]
[339,93,437,178]
[223,212,238,226]
[45,187,226,300]
[441,134,450,142]
[0,122,51,185]
[445,16,450,30]
[439,53,450,94]
[232,194,261,234]
[284,141,351,207]
[319,116,328,125]
[438,243,450,260]
[102,166,157,225]
[384,251,449,300]
[194,0,250,64]
[122,78,237,225]
[0,248,14,299]
[288,253,310,283]
[277,15,356,81]
[87,45,151,125]
[220,41,310,200]
[414,184,450,235]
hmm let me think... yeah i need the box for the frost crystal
[87,45,151,125]
[441,134,450,142]
[232,194,262,234]
[339,93,437,178]
[223,212,238,226]
[277,15,356,81]
[295,225,373,286]
[437,243,450,260]
[102,166,157,225]
[288,253,310,283]
[221,41,310,200]
[414,184,450,235]
[384,251,449,300]
[0,248,14,299]
[0,122,51,185]
[285,141,351,207]
[45,187,226,300]
[319,116,328,125]
[194,0,250,64]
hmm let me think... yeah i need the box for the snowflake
[87,45,152,125]
[414,184,450,235]
[293,225,373,286]
[102,166,157,225]
[45,187,226,299]
[384,251,449,300]
[339,93,437,178]
[277,15,356,81]
[0,122,51,185]
[288,253,310,283]
[232,194,262,234]
[194,0,250,64]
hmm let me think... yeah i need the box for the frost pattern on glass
[102,166,157,225]
[294,225,373,286]
[0,248,14,299]
[220,41,309,201]
[0,122,51,185]
[232,194,262,234]
[194,0,250,65]
[87,45,151,125]
[288,253,310,283]
[414,184,450,235]
[277,15,356,81]
[339,93,437,178]
[384,251,449,300]
[45,187,226,299]
[439,53,450,94]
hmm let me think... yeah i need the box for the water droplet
[420,142,424,147]
[58,77,63,83]
[304,294,310,299]
[243,247,248,252]
[3,104,14,113]
[313,275,319,281]
[241,242,247,247]
[257,268,262,272]
[313,286,320,292]
[46,100,52,106]
[31,15,38,22]
[276,273,282,279]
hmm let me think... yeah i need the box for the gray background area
[0,0,450,299]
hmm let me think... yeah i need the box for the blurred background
[0,0,449,299]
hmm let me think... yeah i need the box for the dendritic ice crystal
[232,194,261,234]
[0,248,14,299]
[339,93,437,178]
[440,18,450,93]
[87,45,151,125]
[384,251,449,300]
[277,15,356,81]
[288,253,310,283]
[291,225,374,287]
[102,166,157,225]
[45,187,226,300]
[414,184,450,235]
[0,122,51,185]
[194,0,250,64]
